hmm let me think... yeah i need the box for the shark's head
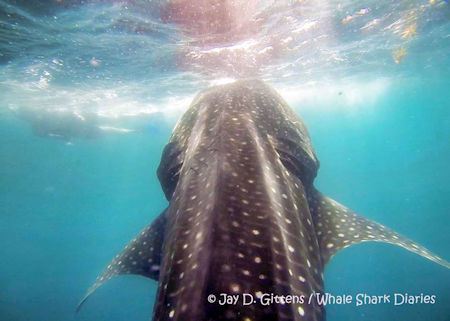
[158,79,320,201]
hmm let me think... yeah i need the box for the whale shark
[78,79,449,321]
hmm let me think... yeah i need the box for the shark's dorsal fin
[77,210,167,312]
[309,189,449,268]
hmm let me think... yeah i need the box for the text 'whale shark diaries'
[78,79,448,321]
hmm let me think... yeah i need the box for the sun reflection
[278,78,390,110]
[392,48,407,64]
[209,78,237,86]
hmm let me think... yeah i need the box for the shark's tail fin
[309,189,449,268]
[76,210,167,312]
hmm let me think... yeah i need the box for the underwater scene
[0,1,449,321]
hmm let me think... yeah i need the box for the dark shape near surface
[78,80,449,320]
[17,107,101,141]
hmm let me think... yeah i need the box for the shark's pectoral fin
[77,209,167,312]
[309,189,449,268]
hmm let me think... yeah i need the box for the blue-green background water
[1,1,449,320]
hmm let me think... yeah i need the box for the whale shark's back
[153,79,325,321]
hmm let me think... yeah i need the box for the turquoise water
[1,1,449,321]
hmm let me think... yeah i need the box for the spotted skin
[79,79,449,320]
[308,190,449,267]
[77,211,167,311]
